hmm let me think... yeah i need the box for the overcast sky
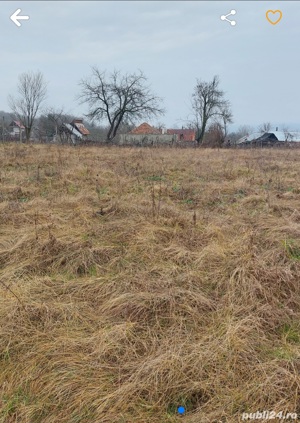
[1,1,299,131]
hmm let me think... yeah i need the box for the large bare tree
[78,68,164,142]
[8,71,47,143]
[191,75,233,145]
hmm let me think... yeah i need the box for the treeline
[0,69,278,146]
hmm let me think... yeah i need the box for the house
[167,128,196,142]
[9,121,25,139]
[57,118,91,144]
[119,122,176,146]
[130,122,161,135]
[60,124,82,144]
[257,131,300,143]
[236,132,262,145]
[237,131,300,146]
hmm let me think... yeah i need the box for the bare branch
[258,122,271,133]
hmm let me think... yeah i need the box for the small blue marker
[177,406,185,415]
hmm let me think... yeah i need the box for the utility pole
[2,116,4,143]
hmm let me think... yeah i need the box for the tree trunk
[196,120,207,145]
[25,127,31,143]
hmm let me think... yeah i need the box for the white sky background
[1,1,299,131]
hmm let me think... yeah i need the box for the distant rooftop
[10,120,25,129]
[71,119,90,136]
[130,122,161,135]
[63,123,83,139]
[237,131,300,144]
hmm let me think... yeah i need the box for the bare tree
[217,103,233,143]
[78,68,164,143]
[203,122,224,147]
[191,75,233,145]
[40,107,74,143]
[8,71,47,143]
[156,121,166,131]
[258,122,271,133]
[281,125,292,142]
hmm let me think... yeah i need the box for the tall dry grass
[0,143,300,422]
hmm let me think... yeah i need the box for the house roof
[71,119,90,136]
[130,122,161,135]
[63,123,83,138]
[9,120,25,129]
[266,131,300,142]
[236,132,261,144]
[167,128,196,141]
[237,131,300,144]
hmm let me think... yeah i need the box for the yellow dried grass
[0,144,300,422]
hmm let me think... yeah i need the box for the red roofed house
[120,122,176,145]
[129,122,161,135]
[9,121,25,139]
[57,118,91,145]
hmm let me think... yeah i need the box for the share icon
[220,10,237,26]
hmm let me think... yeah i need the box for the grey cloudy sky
[1,1,299,130]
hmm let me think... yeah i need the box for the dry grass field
[1,143,300,423]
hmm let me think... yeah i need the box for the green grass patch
[283,239,300,260]
[1,387,31,418]
[279,323,300,344]
[145,175,164,181]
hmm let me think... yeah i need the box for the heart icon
[266,10,282,25]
